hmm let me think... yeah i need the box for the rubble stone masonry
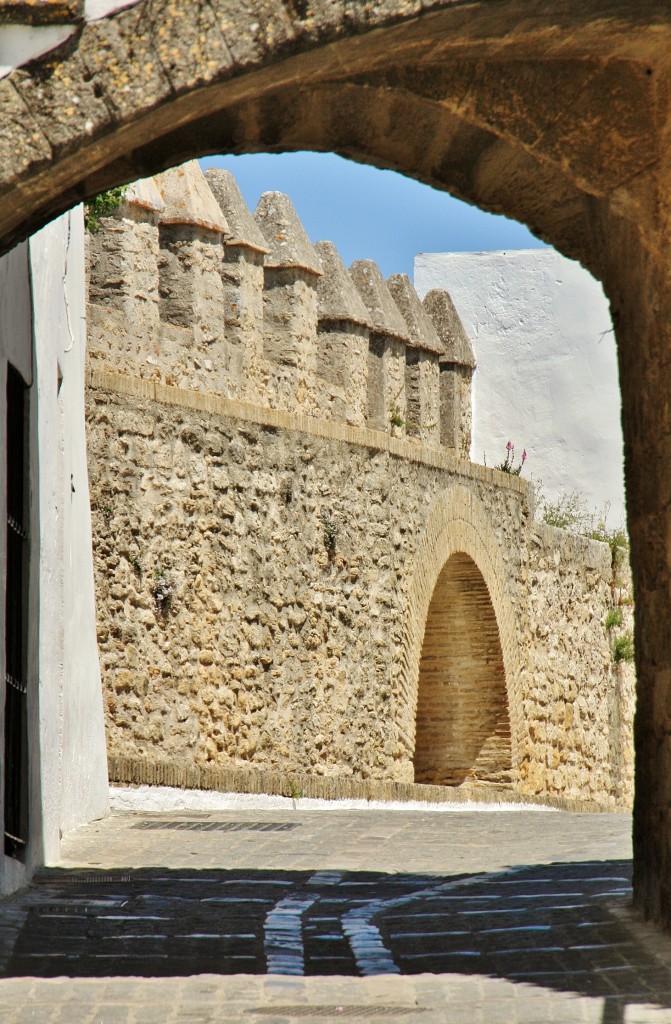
[86,162,634,809]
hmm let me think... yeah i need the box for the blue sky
[199,152,546,280]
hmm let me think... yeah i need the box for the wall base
[107,756,622,814]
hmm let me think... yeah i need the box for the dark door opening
[4,363,29,858]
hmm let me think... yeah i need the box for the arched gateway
[414,552,511,788]
[401,486,522,791]
[1,0,671,927]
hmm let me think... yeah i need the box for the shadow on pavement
[0,856,669,1016]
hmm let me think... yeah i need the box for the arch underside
[1,0,663,274]
[414,552,512,787]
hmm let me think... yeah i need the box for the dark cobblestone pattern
[1,857,664,998]
[2,807,671,1021]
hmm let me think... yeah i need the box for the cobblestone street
[1,801,671,1022]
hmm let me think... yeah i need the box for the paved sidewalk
[1,804,671,1022]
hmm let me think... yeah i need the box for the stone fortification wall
[87,376,523,785]
[86,162,633,808]
[87,162,470,451]
[521,525,634,805]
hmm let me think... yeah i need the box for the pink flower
[506,440,513,451]
[522,450,527,462]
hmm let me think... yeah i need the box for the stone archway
[414,552,512,788]
[0,1,663,271]
[400,485,523,790]
[3,0,671,927]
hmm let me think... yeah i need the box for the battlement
[87,160,475,454]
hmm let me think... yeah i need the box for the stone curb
[107,754,621,814]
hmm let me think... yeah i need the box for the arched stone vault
[398,486,523,786]
[0,1,665,264]
[3,0,671,926]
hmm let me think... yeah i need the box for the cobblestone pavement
[2,805,671,1022]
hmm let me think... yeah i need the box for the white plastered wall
[414,249,624,528]
[0,209,108,895]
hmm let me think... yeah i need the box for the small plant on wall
[152,566,175,617]
[605,607,623,631]
[84,186,128,233]
[497,440,527,476]
[613,630,635,664]
[319,510,338,559]
[389,405,405,429]
[388,403,421,434]
[537,487,592,532]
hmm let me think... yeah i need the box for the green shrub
[536,487,629,562]
[287,780,303,801]
[605,608,623,631]
[613,631,635,663]
[84,186,128,233]
[538,488,593,532]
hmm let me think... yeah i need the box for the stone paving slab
[2,806,671,1022]
[57,806,632,875]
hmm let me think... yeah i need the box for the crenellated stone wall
[85,161,634,809]
[87,162,474,451]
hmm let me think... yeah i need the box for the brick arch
[399,486,523,787]
[414,552,512,787]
